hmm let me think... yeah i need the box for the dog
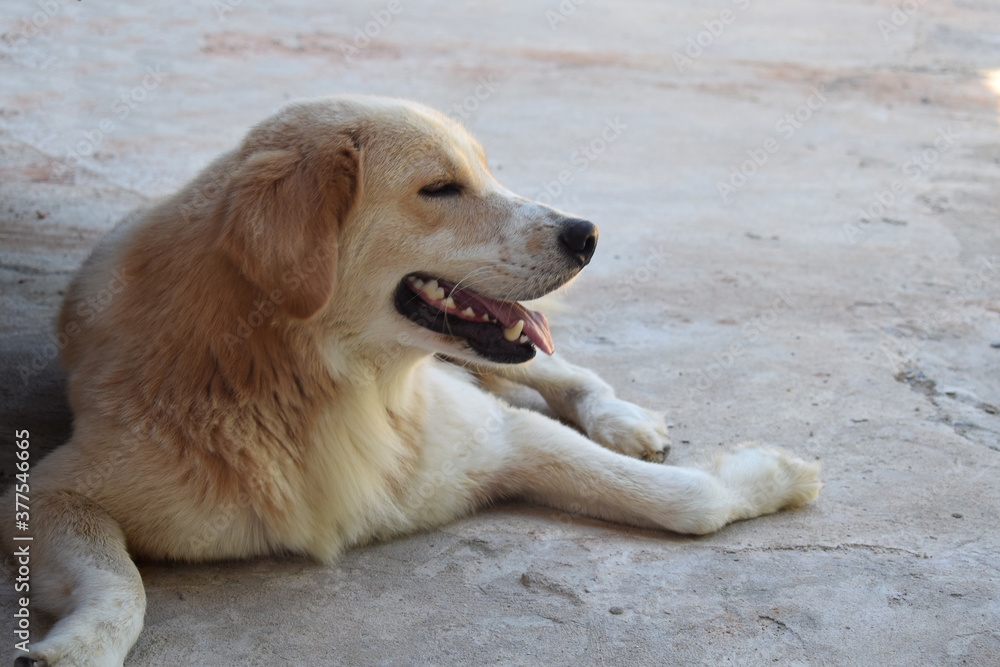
[4,95,820,666]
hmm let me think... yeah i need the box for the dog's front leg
[472,353,671,462]
[484,408,820,534]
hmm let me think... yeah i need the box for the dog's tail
[3,489,145,667]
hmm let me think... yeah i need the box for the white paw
[712,443,821,522]
[13,630,129,667]
[14,647,111,667]
[581,397,671,462]
[15,646,87,667]
[15,649,56,667]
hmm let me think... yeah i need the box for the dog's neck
[320,336,430,414]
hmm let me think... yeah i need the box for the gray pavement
[1,1,998,664]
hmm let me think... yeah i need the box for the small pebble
[609,606,625,615]
[952,513,963,519]
[991,342,1000,349]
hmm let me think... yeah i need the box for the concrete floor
[2,0,999,664]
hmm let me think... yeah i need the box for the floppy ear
[219,138,359,320]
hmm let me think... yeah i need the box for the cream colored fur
[3,95,820,666]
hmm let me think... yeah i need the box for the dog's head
[220,95,597,366]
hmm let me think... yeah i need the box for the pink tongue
[451,287,555,355]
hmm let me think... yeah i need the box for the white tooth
[503,319,525,342]
[462,307,476,318]
[519,335,530,344]
[421,279,445,301]
[442,297,456,309]
[482,314,490,321]
[413,278,425,289]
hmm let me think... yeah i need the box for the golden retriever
[5,95,820,666]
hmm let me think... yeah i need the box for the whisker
[449,266,494,293]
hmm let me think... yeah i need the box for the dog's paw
[14,651,54,667]
[712,443,821,522]
[13,639,120,667]
[580,398,671,462]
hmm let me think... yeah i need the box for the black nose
[559,219,599,267]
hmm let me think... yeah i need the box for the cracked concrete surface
[2,0,999,664]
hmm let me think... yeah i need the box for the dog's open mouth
[394,274,554,364]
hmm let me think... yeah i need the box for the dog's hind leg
[3,490,145,667]
[471,353,672,462]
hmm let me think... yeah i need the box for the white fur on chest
[286,359,506,559]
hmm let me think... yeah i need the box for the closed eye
[419,182,463,198]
